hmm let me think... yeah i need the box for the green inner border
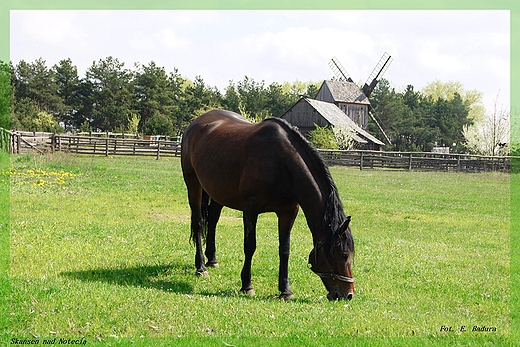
[1,0,518,346]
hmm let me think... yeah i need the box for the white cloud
[233,26,375,74]
[418,41,466,73]
[129,33,157,52]
[158,29,188,50]
[486,57,510,84]
[12,11,84,45]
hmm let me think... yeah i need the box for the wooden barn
[280,97,385,150]
[315,80,370,130]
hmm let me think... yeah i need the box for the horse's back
[184,110,251,137]
[182,110,290,163]
[181,110,296,211]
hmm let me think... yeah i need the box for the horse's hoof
[279,292,294,300]
[240,288,255,296]
[195,270,209,277]
[206,261,220,268]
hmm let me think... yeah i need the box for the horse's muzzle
[327,291,354,301]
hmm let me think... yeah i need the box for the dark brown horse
[181,110,355,300]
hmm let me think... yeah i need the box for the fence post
[408,153,412,171]
[156,140,161,160]
[105,138,109,157]
[16,133,21,154]
[359,151,364,170]
[0,128,4,152]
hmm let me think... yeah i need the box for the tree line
[370,79,476,153]
[370,80,510,155]
[7,57,318,137]
[2,57,504,154]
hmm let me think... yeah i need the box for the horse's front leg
[205,200,223,268]
[240,211,258,295]
[277,206,299,299]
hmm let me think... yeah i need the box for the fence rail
[7,131,180,159]
[320,149,514,173]
[53,134,181,159]
[4,129,517,173]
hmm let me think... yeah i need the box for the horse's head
[309,216,355,300]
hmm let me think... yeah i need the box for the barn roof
[305,98,384,146]
[319,80,370,105]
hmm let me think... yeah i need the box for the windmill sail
[369,111,392,145]
[329,57,353,82]
[362,52,393,97]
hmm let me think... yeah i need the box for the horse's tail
[189,189,210,244]
[200,190,210,243]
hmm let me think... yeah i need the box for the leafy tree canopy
[370,79,473,152]
[422,79,485,122]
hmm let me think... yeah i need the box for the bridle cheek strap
[309,241,354,283]
[312,271,355,283]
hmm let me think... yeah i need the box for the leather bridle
[309,240,355,283]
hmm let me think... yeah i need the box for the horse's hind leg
[184,176,208,277]
[205,199,223,268]
[240,210,258,296]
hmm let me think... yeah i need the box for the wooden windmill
[327,53,393,144]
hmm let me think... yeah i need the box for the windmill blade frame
[369,111,392,145]
[329,57,353,82]
[362,52,393,97]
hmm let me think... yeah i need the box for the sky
[9,10,510,114]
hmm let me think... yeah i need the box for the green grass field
[5,153,511,346]
[0,152,10,346]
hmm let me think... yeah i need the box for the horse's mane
[263,118,354,255]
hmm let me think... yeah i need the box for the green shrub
[309,124,338,149]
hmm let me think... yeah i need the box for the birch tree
[463,94,509,156]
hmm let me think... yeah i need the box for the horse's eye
[342,253,348,261]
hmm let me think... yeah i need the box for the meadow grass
[0,152,10,346]
[5,153,511,346]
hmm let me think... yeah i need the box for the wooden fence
[320,149,513,173]
[52,134,181,159]
[4,130,517,173]
[7,131,180,159]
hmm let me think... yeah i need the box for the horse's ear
[340,216,351,233]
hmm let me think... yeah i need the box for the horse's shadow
[61,263,317,303]
[60,262,193,294]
